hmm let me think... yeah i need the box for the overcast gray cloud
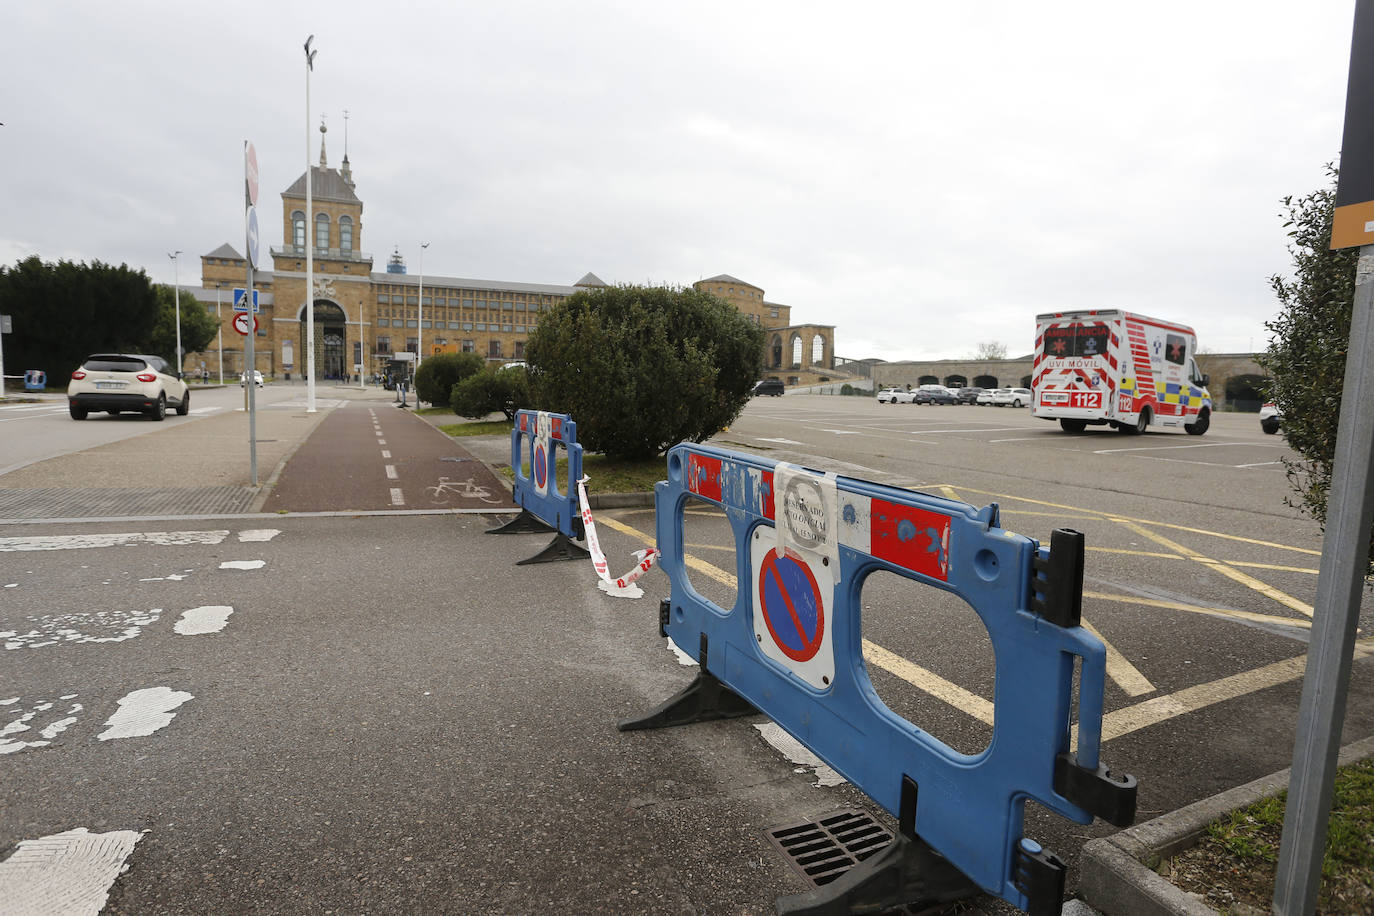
[0,1,1358,361]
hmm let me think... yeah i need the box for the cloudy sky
[0,2,1359,361]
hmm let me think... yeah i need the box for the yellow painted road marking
[1109,518,1313,617]
[1088,546,1186,561]
[939,486,963,502]
[1079,619,1155,697]
[861,640,996,726]
[1087,546,1320,575]
[1088,638,1374,743]
[953,486,1322,556]
[1084,590,1309,629]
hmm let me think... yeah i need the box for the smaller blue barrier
[24,370,46,391]
[486,409,588,564]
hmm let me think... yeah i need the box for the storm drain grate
[765,808,894,888]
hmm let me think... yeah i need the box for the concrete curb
[1080,733,1374,915]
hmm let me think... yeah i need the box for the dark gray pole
[1273,244,1374,913]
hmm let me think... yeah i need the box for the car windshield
[84,356,147,372]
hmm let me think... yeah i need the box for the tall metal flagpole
[305,35,318,412]
[168,251,182,372]
[417,241,429,373]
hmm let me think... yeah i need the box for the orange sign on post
[1332,1,1374,249]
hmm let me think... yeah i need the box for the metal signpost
[0,314,10,398]
[1274,2,1374,912]
[244,141,261,487]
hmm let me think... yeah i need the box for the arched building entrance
[299,301,348,381]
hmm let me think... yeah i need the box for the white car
[977,388,1005,406]
[67,353,190,421]
[240,370,264,388]
[992,387,1032,407]
[1260,402,1281,434]
[876,387,915,404]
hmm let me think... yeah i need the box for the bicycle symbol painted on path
[426,476,502,504]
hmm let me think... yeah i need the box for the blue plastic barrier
[486,410,588,564]
[24,370,45,391]
[624,443,1135,914]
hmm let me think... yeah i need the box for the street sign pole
[1274,3,1374,911]
[244,141,259,488]
[0,314,9,399]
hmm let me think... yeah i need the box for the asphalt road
[2,392,1371,914]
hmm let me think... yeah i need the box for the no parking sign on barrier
[622,443,1137,915]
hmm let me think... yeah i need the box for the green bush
[414,352,485,408]
[450,365,532,420]
[1257,164,1371,572]
[524,284,765,460]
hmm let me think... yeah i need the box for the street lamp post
[417,241,429,373]
[304,35,318,413]
[216,282,225,383]
[168,251,182,374]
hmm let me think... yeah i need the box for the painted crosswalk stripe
[0,827,144,914]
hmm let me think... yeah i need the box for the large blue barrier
[486,410,588,564]
[621,443,1136,915]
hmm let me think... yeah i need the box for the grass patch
[1167,757,1374,912]
[495,452,664,494]
[437,419,512,437]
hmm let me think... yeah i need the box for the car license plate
[95,381,126,390]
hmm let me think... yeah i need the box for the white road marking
[3,609,163,650]
[97,687,193,741]
[174,606,234,635]
[754,722,846,787]
[378,438,387,445]
[390,488,405,506]
[756,437,803,445]
[381,450,391,459]
[219,560,265,570]
[0,827,144,915]
[812,428,865,435]
[0,531,231,552]
[666,638,698,667]
[138,572,189,582]
[385,465,398,479]
[1092,442,1284,456]
[237,529,280,542]
[0,697,83,754]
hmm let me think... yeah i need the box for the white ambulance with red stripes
[1032,310,1212,435]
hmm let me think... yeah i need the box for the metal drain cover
[765,808,893,888]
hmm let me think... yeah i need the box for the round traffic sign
[245,141,260,207]
[245,205,261,269]
[533,441,549,490]
[232,312,258,336]
[757,549,825,662]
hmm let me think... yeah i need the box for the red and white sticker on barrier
[577,475,660,599]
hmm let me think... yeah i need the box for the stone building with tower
[185,125,840,389]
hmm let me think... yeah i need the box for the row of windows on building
[375,337,524,359]
[375,295,557,309]
[376,319,529,332]
[291,212,354,251]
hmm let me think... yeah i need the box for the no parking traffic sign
[232,312,258,336]
[751,535,834,690]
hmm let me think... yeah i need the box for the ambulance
[1032,310,1212,435]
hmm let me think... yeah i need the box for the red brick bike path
[262,403,516,513]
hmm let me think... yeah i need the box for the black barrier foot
[516,532,591,565]
[486,508,556,535]
[773,832,981,916]
[617,669,758,731]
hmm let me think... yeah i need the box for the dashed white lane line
[96,686,193,741]
[219,560,265,571]
[381,450,391,459]
[385,465,398,479]
[237,529,281,542]
[0,827,144,915]
[378,438,387,445]
[390,488,405,506]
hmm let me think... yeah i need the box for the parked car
[67,353,190,421]
[1260,402,1281,434]
[752,378,785,396]
[992,387,1032,407]
[240,370,265,388]
[976,388,1003,406]
[955,386,985,404]
[876,387,915,404]
[914,384,958,405]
